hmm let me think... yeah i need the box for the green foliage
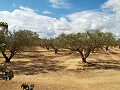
[39,30,116,62]
[0,22,8,28]
[0,22,8,36]
[0,43,6,52]
[101,32,115,51]
[56,30,116,62]
[0,22,8,44]
[0,64,14,81]
[40,38,60,53]
[0,30,39,62]
[0,22,8,31]
[0,22,40,62]
[39,38,50,48]
[58,31,100,51]
[21,83,35,90]
[13,30,39,48]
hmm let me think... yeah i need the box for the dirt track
[0,47,120,90]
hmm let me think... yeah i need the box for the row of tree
[39,31,120,63]
[0,22,120,63]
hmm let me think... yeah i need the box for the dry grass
[0,47,120,90]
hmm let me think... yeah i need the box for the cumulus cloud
[54,17,71,30]
[67,0,120,37]
[68,11,113,33]
[0,6,71,38]
[101,0,120,13]
[0,0,120,38]
[101,0,120,37]
[48,0,71,9]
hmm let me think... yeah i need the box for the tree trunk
[77,49,91,63]
[5,58,11,62]
[54,48,58,53]
[2,51,15,62]
[46,47,49,50]
[82,58,87,63]
[78,50,87,63]
[1,51,9,62]
[105,46,109,51]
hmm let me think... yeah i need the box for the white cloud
[101,0,120,37]
[0,6,71,38]
[48,0,71,9]
[54,17,71,30]
[42,10,52,14]
[0,0,120,38]
[101,0,120,13]
[66,0,120,38]
[68,11,113,33]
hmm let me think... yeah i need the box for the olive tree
[0,30,39,62]
[39,38,51,50]
[48,38,61,53]
[58,30,106,63]
[102,32,115,51]
[40,36,63,53]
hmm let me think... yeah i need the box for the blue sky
[0,0,107,18]
[0,0,120,38]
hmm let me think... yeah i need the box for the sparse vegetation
[21,83,35,90]
[0,22,120,90]
[0,64,14,81]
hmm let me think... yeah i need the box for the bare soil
[0,47,120,90]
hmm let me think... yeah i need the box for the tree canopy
[0,30,39,62]
[56,30,115,62]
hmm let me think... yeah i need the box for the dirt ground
[0,47,120,90]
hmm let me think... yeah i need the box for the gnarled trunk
[54,48,58,53]
[52,46,58,54]
[77,49,91,63]
[2,51,15,62]
[105,46,109,51]
[82,58,87,63]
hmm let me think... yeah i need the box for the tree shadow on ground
[4,59,66,75]
[15,50,66,59]
[77,59,120,71]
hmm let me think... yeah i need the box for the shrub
[0,64,14,81]
[21,83,35,90]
